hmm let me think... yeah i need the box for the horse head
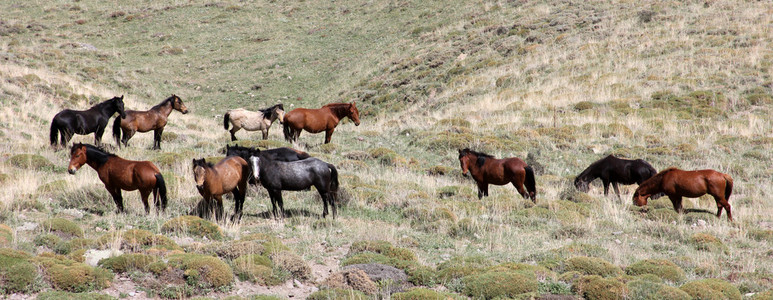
[249,156,261,182]
[274,105,286,124]
[632,188,649,206]
[68,143,88,174]
[348,102,360,126]
[114,95,127,118]
[172,94,189,114]
[458,148,472,177]
[192,158,209,192]
[574,176,590,192]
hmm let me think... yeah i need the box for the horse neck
[85,148,112,170]
[94,100,117,116]
[639,174,663,195]
[466,155,484,175]
[325,104,350,120]
[577,166,597,183]
[153,99,173,116]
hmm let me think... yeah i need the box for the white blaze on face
[250,156,260,181]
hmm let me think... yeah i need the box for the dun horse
[50,96,126,150]
[458,148,536,202]
[283,102,360,144]
[113,94,188,149]
[574,154,658,198]
[249,155,339,219]
[67,143,167,214]
[633,168,734,221]
[192,157,249,221]
[224,104,285,141]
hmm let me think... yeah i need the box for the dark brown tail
[49,120,60,148]
[155,173,168,211]
[283,120,292,142]
[224,112,231,130]
[524,165,536,202]
[112,117,122,147]
[723,173,733,201]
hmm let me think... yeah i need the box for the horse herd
[50,95,734,222]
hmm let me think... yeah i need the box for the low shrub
[307,288,368,300]
[572,275,627,300]
[627,279,690,300]
[270,250,311,280]
[34,255,113,292]
[461,270,538,299]
[232,254,281,285]
[565,256,623,277]
[98,253,156,273]
[625,259,686,283]
[689,233,728,253]
[436,255,492,282]
[161,216,223,240]
[680,278,741,300]
[167,253,233,288]
[392,287,463,300]
[36,291,116,300]
[41,218,84,238]
[8,154,54,170]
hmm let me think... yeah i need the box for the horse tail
[49,120,59,147]
[723,173,733,201]
[524,165,537,201]
[283,120,292,142]
[224,111,231,130]
[328,164,339,193]
[154,173,168,211]
[112,117,122,147]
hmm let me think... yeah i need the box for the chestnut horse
[112,94,188,149]
[283,102,360,144]
[67,143,167,214]
[50,96,126,150]
[633,167,734,221]
[458,148,536,202]
[192,157,249,221]
[223,104,285,141]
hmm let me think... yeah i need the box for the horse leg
[513,181,529,200]
[268,190,280,219]
[140,189,151,214]
[262,128,269,140]
[230,128,238,141]
[95,125,105,146]
[476,182,488,199]
[669,195,684,214]
[153,128,164,150]
[214,195,224,221]
[612,182,621,200]
[602,178,610,196]
[324,128,335,144]
[320,191,329,218]
[122,129,135,147]
[108,187,125,213]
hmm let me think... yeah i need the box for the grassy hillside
[1,0,772,299]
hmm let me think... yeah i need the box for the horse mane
[73,143,115,166]
[323,103,352,118]
[152,95,177,109]
[577,154,616,181]
[640,167,677,189]
[192,158,214,168]
[91,96,122,110]
[459,148,494,167]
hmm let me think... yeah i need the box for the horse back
[285,108,332,133]
[121,109,163,132]
[214,156,249,188]
[101,158,160,190]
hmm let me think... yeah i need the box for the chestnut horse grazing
[223,104,285,141]
[458,148,536,202]
[67,143,167,214]
[633,168,734,221]
[50,96,126,150]
[192,157,249,221]
[112,94,188,149]
[283,102,360,144]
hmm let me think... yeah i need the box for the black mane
[260,104,284,116]
[73,143,115,167]
[459,148,495,167]
[152,95,178,110]
[192,158,214,168]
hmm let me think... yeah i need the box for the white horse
[223,104,285,141]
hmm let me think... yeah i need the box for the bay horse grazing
[50,96,126,150]
[283,102,360,144]
[112,94,188,149]
[458,148,537,202]
[67,143,167,214]
[223,104,285,141]
[574,155,658,198]
[192,157,249,221]
[225,144,311,184]
[633,168,734,221]
[249,155,339,219]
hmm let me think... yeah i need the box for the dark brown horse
[575,155,658,198]
[112,94,188,149]
[192,157,249,221]
[458,148,536,202]
[67,143,167,214]
[50,96,126,150]
[283,102,360,144]
[633,167,734,221]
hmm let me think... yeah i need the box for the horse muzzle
[68,168,77,175]
[196,185,204,193]
[182,109,189,114]
[461,172,468,177]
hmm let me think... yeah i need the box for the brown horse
[67,143,167,214]
[633,167,734,221]
[112,94,188,149]
[283,102,360,144]
[458,148,536,202]
[192,157,249,221]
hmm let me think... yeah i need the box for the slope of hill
[0,0,772,299]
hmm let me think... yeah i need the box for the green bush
[167,253,233,288]
[689,233,728,253]
[8,154,53,169]
[628,279,691,300]
[348,240,416,261]
[392,287,463,300]
[341,252,435,286]
[0,224,12,246]
[626,259,686,283]
[270,250,311,280]
[307,288,368,300]
[161,216,223,240]
[233,254,283,285]
[436,255,492,282]
[241,233,290,256]
[680,278,741,300]
[461,270,538,299]
[752,290,773,300]
[2,259,38,293]
[96,229,181,251]
[34,255,113,292]
[565,256,623,277]
[55,238,95,255]
[524,243,609,272]
[41,218,84,238]
[36,291,117,300]
[98,253,157,273]
[34,233,63,249]
[572,275,627,300]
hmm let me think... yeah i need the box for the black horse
[249,155,339,219]
[574,154,658,198]
[225,144,311,184]
[50,96,126,150]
